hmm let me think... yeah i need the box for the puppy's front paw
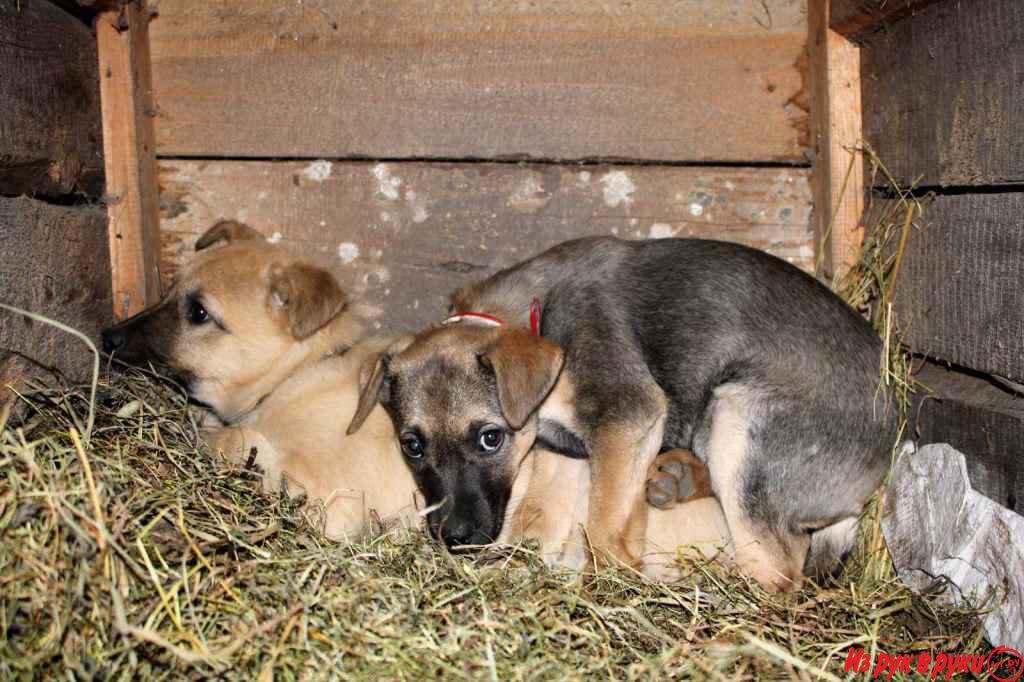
[645,448,711,509]
[586,534,642,571]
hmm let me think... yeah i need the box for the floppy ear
[347,353,389,435]
[267,262,347,339]
[346,334,414,435]
[195,220,264,251]
[479,329,565,430]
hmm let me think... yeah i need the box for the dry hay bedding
[0,365,990,681]
[0,190,992,679]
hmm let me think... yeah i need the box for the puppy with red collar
[348,237,896,590]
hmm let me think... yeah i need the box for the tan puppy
[101,221,421,538]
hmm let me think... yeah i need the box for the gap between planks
[155,155,812,171]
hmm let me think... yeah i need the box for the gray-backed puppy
[348,237,897,590]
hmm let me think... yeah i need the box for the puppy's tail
[803,516,860,581]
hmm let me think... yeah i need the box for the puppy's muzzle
[431,514,491,549]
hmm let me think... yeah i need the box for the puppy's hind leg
[706,387,806,592]
[804,516,860,581]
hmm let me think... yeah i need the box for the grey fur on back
[460,237,897,542]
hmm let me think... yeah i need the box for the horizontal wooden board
[0,197,112,385]
[830,0,944,38]
[891,194,1024,382]
[149,0,809,162]
[913,362,1024,512]
[0,0,104,197]
[158,161,813,330]
[861,0,1024,187]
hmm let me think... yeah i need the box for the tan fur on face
[162,238,359,421]
[134,226,420,539]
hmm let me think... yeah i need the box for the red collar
[442,298,542,337]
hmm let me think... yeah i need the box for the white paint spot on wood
[600,170,635,207]
[611,227,619,235]
[337,242,360,263]
[799,245,814,262]
[648,223,676,239]
[629,218,639,226]
[257,190,269,200]
[577,171,592,185]
[406,190,429,223]
[689,202,705,217]
[724,181,736,191]
[266,231,283,244]
[302,160,333,182]
[372,163,402,200]
[508,175,548,212]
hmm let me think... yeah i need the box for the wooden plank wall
[149,1,809,163]
[0,0,104,197]
[855,0,1024,512]
[97,0,163,319]
[147,0,815,331]
[160,162,812,328]
[0,0,112,395]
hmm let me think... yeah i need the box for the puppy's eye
[187,298,210,325]
[400,434,424,459]
[477,426,505,453]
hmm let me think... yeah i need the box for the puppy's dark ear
[479,329,565,430]
[267,262,347,339]
[195,220,264,251]
[347,335,413,435]
[347,353,389,435]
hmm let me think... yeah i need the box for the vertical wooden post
[809,0,864,280]
[97,0,162,319]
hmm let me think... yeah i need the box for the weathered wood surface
[913,362,1024,513]
[0,0,104,197]
[830,0,945,37]
[158,161,813,330]
[861,0,1024,188]
[148,0,809,162]
[98,0,163,318]
[0,197,112,386]
[890,194,1024,383]
[808,0,863,279]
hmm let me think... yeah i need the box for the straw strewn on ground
[1,366,986,680]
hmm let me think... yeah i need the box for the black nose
[101,326,126,353]
[441,518,478,548]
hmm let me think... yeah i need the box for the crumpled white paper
[882,443,1024,650]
